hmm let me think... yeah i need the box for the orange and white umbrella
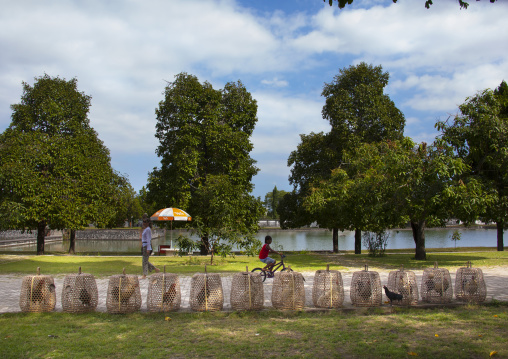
[150,208,192,222]
[150,208,192,249]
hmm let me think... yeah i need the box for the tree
[280,131,341,249]
[263,186,289,219]
[437,83,508,251]
[333,139,485,260]
[284,63,405,253]
[324,0,498,10]
[0,74,122,254]
[106,175,143,228]
[137,186,157,222]
[147,73,264,261]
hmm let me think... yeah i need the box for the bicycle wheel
[251,268,267,282]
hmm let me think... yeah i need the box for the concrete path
[1,268,506,313]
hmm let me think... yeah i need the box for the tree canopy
[282,62,405,253]
[147,73,264,261]
[325,0,498,10]
[437,81,508,251]
[0,74,123,254]
[263,186,288,219]
[307,138,486,259]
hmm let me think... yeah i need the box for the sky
[1,0,507,200]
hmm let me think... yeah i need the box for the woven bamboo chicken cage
[312,265,344,309]
[421,262,453,303]
[455,261,487,303]
[19,267,56,313]
[350,266,382,307]
[190,268,223,312]
[230,267,264,311]
[147,268,181,312]
[62,267,98,313]
[271,268,305,310]
[386,265,419,305]
[106,269,142,313]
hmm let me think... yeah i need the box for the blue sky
[1,0,506,200]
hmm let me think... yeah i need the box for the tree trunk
[68,229,76,254]
[36,221,46,255]
[332,228,339,253]
[497,221,504,251]
[354,228,361,254]
[200,236,209,255]
[411,220,427,260]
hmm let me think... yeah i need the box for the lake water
[3,227,502,253]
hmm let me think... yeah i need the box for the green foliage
[362,231,389,257]
[450,230,462,248]
[0,75,126,253]
[263,186,288,219]
[324,0,497,10]
[322,62,405,147]
[437,83,508,250]
[175,234,199,256]
[308,138,488,259]
[147,73,264,262]
[285,63,405,237]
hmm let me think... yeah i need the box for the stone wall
[0,230,63,240]
[75,229,164,240]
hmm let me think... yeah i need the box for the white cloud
[261,77,289,87]
[252,91,328,154]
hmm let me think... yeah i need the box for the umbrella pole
[170,221,173,249]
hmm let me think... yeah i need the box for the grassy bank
[1,303,507,359]
[0,251,506,277]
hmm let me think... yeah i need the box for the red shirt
[259,243,270,259]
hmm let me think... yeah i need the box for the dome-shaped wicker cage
[350,266,382,307]
[189,269,223,312]
[455,261,487,303]
[386,266,419,305]
[271,268,305,310]
[312,266,344,309]
[421,262,453,303]
[147,268,181,312]
[106,269,142,313]
[62,267,98,313]
[230,267,264,311]
[19,267,56,313]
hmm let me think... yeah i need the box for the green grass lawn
[1,304,507,359]
[0,251,506,277]
[1,252,507,358]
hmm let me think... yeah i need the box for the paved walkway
[1,268,506,313]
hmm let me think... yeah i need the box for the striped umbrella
[150,208,192,222]
[150,208,192,249]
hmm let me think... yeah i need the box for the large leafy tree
[0,75,122,254]
[325,0,498,10]
[283,63,405,253]
[309,139,485,259]
[147,73,263,259]
[374,140,486,259]
[437,82,508,251]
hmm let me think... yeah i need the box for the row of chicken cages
[19,262,486,313]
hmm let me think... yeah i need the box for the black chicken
[383,285,403,306]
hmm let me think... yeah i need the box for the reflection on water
[3,228,502,253]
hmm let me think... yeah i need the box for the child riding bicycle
[259,235,282,271]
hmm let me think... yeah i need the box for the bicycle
[252,254,292,282]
